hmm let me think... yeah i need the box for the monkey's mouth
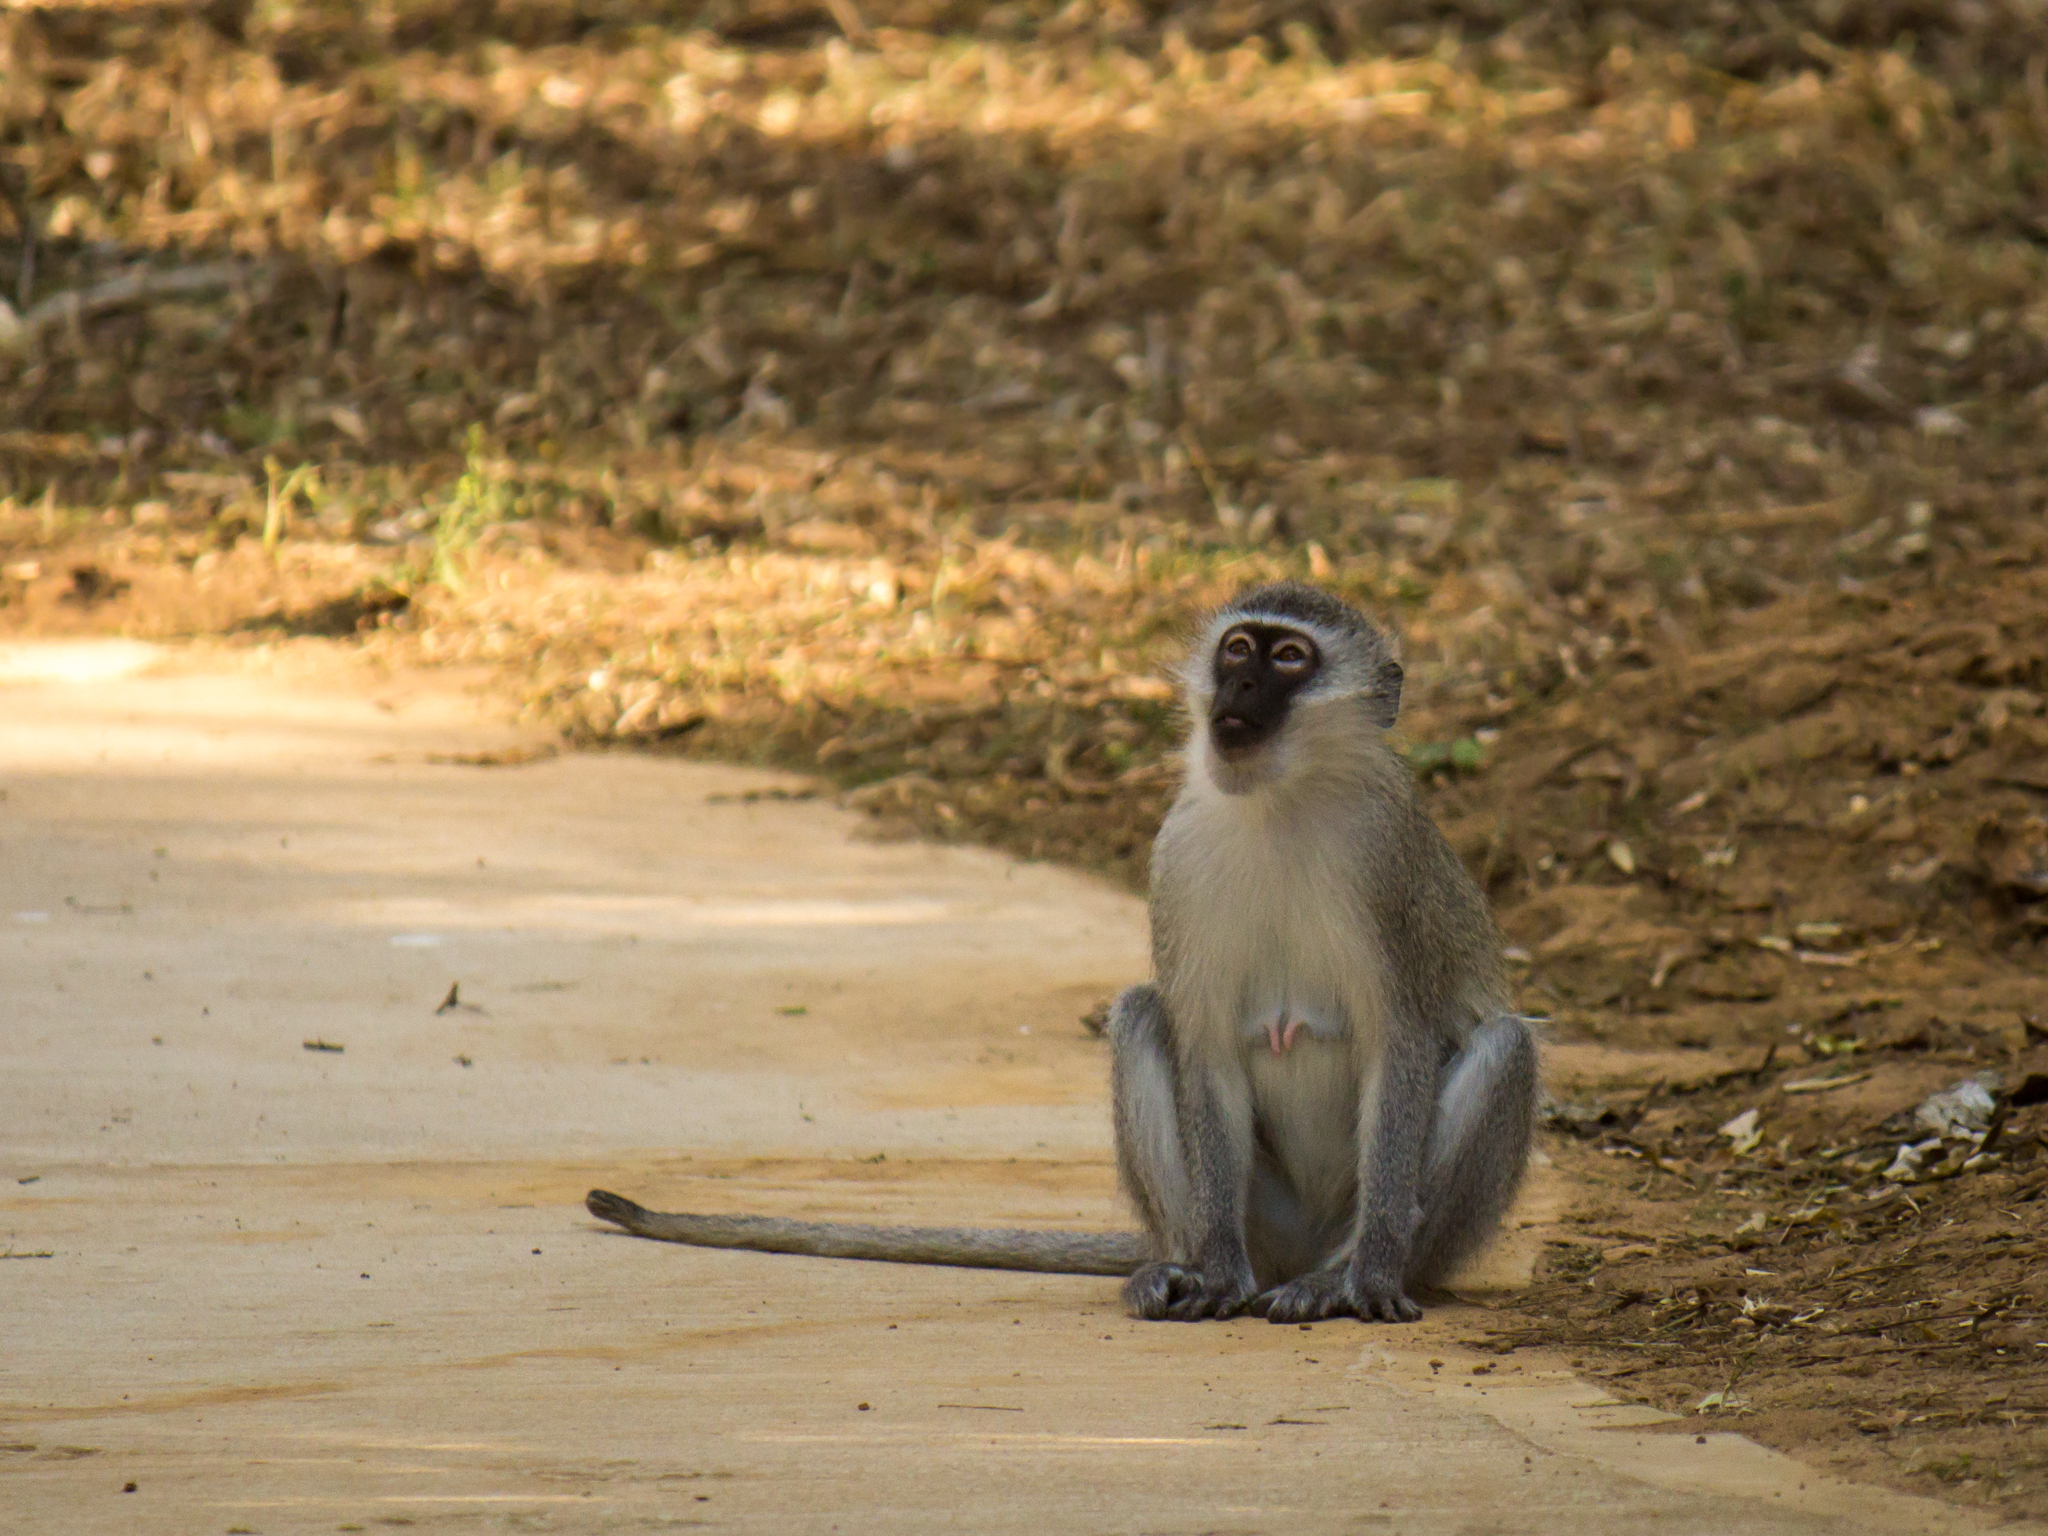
[1210,713,1277,757]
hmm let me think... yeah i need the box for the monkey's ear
[1369,660,1403,728]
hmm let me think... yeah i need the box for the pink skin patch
[1265,1016,1305,1056]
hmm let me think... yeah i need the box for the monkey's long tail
[586,1189,1146,1276]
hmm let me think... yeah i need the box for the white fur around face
[1182,605,1393,729]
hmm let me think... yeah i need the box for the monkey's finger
[1251,1285,1318,1321]
[1362,1291,1422,1323]
[1258,1289,1300,1322]
[1258,1282,1329,1324]
[1122,1264,1189,1320]
[1167,1284,1246,1321]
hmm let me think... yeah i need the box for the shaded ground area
[1445,560,2048,1513]
[4,0,2048,1519]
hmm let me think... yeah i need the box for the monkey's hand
[1123,1261,1259,1321]
[1252,1266,1422,1324]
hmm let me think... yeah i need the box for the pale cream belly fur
[1155,764,1390,1254]
[1245,1031,1365,1236]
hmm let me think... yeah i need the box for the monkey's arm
[585,1189,1145,1276]
[1255,1025,1438,1324]
[1346,1024,1437,1319]
[1120,1065,1261,1320]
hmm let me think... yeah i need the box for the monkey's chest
[1200,899,1376,1057]
[1159,791,1385,1058]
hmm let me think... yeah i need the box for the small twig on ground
[0,161,36,309]
[822,0,872,46]
[1177,424,1233,524]
[0,261,272,354]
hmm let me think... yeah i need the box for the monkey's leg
[1408,1014,1539,1286]
[1108,984,1190,1257]
[1109,985,1260,1321]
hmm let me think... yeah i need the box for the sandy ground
[0,639,2029,1535]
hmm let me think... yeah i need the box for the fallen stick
[0,160,35,308]
[0,260,272,354]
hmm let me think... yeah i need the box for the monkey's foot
[1123,1261,1258,1322]
[1264,1017,1305,1056]
[1252,1267,1422,1324]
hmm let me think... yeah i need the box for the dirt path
[0,640,2023,1534]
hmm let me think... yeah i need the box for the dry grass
[8,0,2048,871]
[5,0,2048,1512]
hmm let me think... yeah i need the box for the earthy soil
[5,0,2048,1520]
[11,451,2048,1525]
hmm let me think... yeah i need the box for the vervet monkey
[588,582,1537,1323]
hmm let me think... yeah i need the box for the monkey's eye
[1272,639,1315,670]
[1222,632,1255,661]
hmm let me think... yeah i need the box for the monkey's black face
[1208,624,1320,758]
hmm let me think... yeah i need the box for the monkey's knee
[1430,1012,1540,1175]
[1447,1015,1538,1124]
[1107,983,1169,1056]
[1472,1014,1539,1108]
[1107,984,1178,1171]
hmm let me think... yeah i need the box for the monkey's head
[1185,582,1403,791]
